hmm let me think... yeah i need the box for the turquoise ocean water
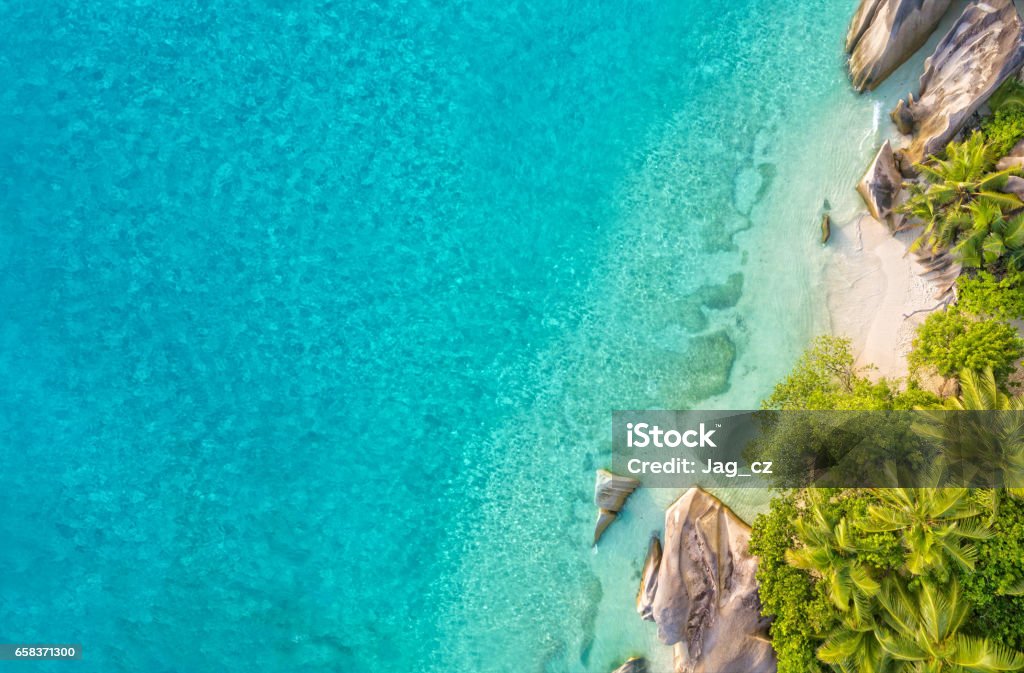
[0,1,879,671]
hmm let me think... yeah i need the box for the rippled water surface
[0,1,877,671]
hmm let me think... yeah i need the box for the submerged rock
[892,0,1024,163]
[593,469,639,545]
[699,273,744,311]
[858,140,906,231]
[636,534,662,621]
[667,330,736,403]
[610,658,647,673]
[847,0,953,91]
[649,488,776,673]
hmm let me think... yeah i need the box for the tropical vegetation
[957,271,1024,321]
[753,485,1024,673]
[899,132,1023,267]
[748,337,937,487]
[908,307,1024,383]
[915,368,1024,498]
[750,339,1024,672]
[763,336,937,411]
[981,108,1024,158]
[747,95,1024,673]
[983,78,1024,156]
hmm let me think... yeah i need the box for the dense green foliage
[750,337,937,487]
[964,495,1024,651]
[984,78,1024,157]
[981,107,1024,157]
[914,368,1024,494]
[753,488,1024,673]
[898,132,1023,267]
[908,307,1024,382]
[859,488,991,579]
[752,333,1024,671]
[763,336,937,411]
[952,200,1024,270]
[749,492,834,673]
[872,577,1024,672]
[958,271,1024,320]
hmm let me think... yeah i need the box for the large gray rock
[847,0,953,91]
[858,140,906,231]
[1002,174,1024,199]
[636,534,662,621]
[892,0,1024,163]
[593,469,639,545]
[649,488,776,673]
[610,658,647,673]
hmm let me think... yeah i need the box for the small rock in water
[593,510,618,546]
[636,534,661,621]
[594,469,640,511]
[592,469,639,545]
[610,657,647,673]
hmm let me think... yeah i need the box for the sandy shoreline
[819,3,976,383]
[826,214,948,380]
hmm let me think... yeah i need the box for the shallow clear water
[0,1,877,671]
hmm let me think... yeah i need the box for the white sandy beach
[826,214,948,380]
[820,2,976,382]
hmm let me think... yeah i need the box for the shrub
[982,107,1024,157]
[957,270,1024,320]
[909,307,1024,382]
[749,491,833,673]
[962,495,1024,650]
[753,337,937,486]
[763,335,938,411]
[751,488,1024,671]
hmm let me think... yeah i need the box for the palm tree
[900,132,1023,259]
[953,200,1024,270]
[818,617,894,673]
[858,488,990,577]
[915,368,1024,498]
[942,368,1024,412]
[785,490,880,624]
[876,577,1024,672]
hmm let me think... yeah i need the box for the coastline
[826,215,944,379]
[607,1,1024,671]
[823,4,969,382]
